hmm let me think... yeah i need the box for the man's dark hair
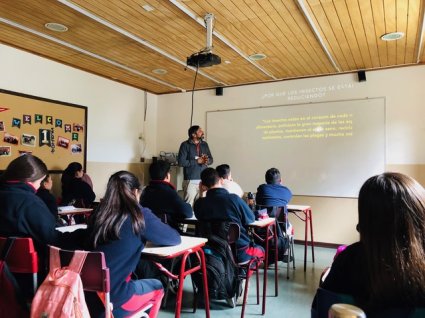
[149,160,170,181]
[201,167,220,188]
[265,168,281,184]
[188,125,200,138]
[216,164,230,179]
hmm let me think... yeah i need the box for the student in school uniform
[61,161,95,207]
[86,170,181,318]
[140,160,193,230]
[313,173,425,315]
[36,174,58,217]
[194,168,264,264]
[0,155,86,278]
[216,164,244,198]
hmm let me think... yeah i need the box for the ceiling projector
[187,52,221,68]
[187,13,221,68]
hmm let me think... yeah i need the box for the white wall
[3,42,425,245]
[156,65,425,244]
[157,66,425,164]
[0,44,157,198]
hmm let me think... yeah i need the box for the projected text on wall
[256,113,353,140]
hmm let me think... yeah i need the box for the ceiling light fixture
[44,22,68,32]
[248,53,267,61]
[141,4,155,12]
[380,32,404,41]
[152,68,167,75]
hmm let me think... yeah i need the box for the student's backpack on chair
[0,237,29,318]
[31,246,90,318]
[193,222,241,304]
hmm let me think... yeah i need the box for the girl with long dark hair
[316,172,425,314]
[87,170,180,318]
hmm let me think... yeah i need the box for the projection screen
[206,98,385,198]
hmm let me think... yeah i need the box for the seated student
[255,167,293,233]
[140,160,192,230]
[86,171,181,318]
[216,164,244,198]
[313,172,425,315]
[36,174,58,218]
[61,162,95,207]
[0,155,86,277]
[255,167,292,262]
[194,168,264,264]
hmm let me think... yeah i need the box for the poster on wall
[0,89,87,172]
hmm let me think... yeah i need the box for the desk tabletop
[142,236,207,258]
[249,217,276,227]
[56,224,88,233]
[287,204,311,211]
[58,207,93,215]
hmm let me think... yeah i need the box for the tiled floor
[158,244,335,318]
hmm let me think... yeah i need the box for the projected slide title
[256,113,353,140]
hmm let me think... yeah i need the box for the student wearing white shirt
[216,164,244,197]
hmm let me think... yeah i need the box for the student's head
[216,164,231,180]
[89,171,144,248]
[188,125,204,141]
[64,162,83,178]
[265,168,281,185]
[40,174,53,190]
[149,160,170,181]
[358,172,425,303]
[1,154,47,189]
[358,172,425,245]
[200,168,220,189]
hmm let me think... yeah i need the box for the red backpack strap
[68,250,88,274]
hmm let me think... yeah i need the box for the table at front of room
[287,204,314,271]
[58,207,93,225]
[248,217,278,316]
[141,236,210,318]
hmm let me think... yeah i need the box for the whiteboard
[206,98,385,197]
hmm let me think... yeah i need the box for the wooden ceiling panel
[0,0,423,94]
[0,21,177,94]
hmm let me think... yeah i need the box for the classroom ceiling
[0,0,424,94]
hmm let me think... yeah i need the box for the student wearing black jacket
[61,162,95,207]
[0,155,86,277]
[36,174,58,218]
[141,160,192,230]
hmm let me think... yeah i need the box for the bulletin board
[0,89,87,172]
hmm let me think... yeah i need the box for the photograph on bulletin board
[0,89,87,172]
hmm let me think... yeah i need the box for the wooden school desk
[141,236,210,318]
[287,204,314,271]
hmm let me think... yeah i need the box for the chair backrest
[226,222,241,261]
[0,236,38,274]
[55,247,111,318]
[57,248,110,294]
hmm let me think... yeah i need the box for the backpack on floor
[0,237,30,318]
[193,222,241,301]
[31,246,90,318]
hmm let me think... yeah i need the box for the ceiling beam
[0,17,184,91]
[58,0,226,86]
[295,0,341,72]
